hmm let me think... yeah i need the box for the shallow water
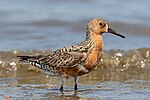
[0,49,150,99]
[0,78,150,100]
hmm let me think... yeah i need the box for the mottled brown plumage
[17,18,125,91]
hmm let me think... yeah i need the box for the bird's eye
[99,22,104,26]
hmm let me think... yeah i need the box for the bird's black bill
[108,27,125,38]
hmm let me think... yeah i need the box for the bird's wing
[17,51,87,68]
[46,51,87,68]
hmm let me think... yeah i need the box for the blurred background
[0,0,150,51]
[0,0,150,99]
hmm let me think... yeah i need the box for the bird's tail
[17,55,48,69]
[17,56,32,62]
[17,55,44,62]
[17,55,57,76]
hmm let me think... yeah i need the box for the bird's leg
[60,85,63,92]
[60,77,66,92]
[73,77,78,90]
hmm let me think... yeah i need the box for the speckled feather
[18,38,93,75]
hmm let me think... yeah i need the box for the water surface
[0,49,149,99]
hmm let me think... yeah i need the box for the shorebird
[17,18,125,91]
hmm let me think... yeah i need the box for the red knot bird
[17,18,125,91]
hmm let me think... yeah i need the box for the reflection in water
[44,91,81,100]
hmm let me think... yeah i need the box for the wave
[0,48,149,69]
[0,48,149,81]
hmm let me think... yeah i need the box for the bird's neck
[84,31,103,71]
[86,30,103,49]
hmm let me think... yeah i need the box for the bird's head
[87,18,125,38]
